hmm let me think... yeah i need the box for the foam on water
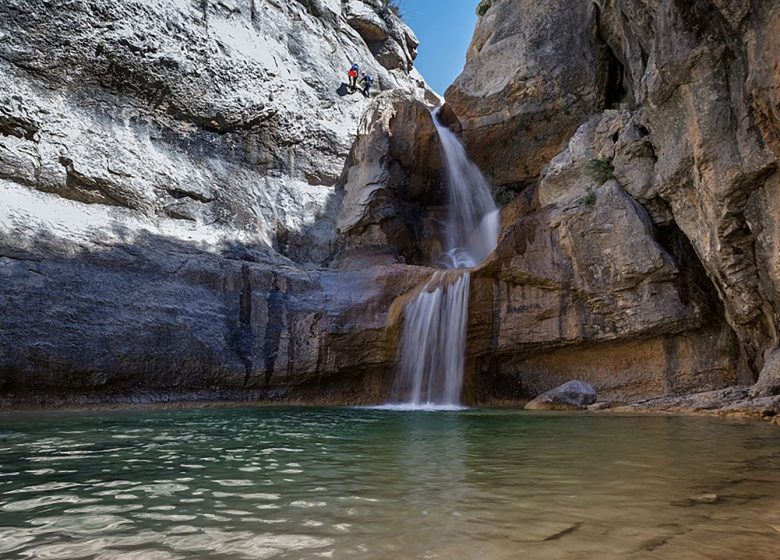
[362,403,469,412]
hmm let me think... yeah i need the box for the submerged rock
[524,380,597,411]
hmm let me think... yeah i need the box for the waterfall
[389,109,499,409]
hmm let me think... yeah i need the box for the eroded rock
[0,0,437,405]
[452,0,780,408]
[446,0,613,189]
[0,0,435,267]
[333,90,443,268]
[469,176,736,402]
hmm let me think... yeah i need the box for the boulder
[524,380,597,411]
[749,347,780,398]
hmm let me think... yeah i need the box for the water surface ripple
[0,408,778,559]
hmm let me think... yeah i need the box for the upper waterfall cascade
[389,109,499,408]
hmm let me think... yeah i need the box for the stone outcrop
[466,111,738,402]
[0,0,437,406]
[344,0,419,72]
[445,0,615,191]
[450,0,780,408]
[606,387,780,426]
[524,380,597,411]
[333,90,445,268]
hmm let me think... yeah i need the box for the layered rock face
[451,0,780,404]
[4,0,780,411]
[0,0,437,405]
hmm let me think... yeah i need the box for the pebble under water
[0,407,779,559]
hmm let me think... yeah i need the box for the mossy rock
[476,0,493,17]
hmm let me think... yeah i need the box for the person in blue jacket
[360,72,374,97]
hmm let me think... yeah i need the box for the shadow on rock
[0,227,430,408]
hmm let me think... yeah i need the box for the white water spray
[389,109,499,408]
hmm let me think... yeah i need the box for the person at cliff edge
[347,63,359,90]
[360,72,374,97]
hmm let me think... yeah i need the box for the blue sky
[401,0,478,94]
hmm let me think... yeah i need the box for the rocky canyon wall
[0,0,438,406]
[449,0,780,403]
[3,0,780,409]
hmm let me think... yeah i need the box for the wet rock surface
[603,387,780,426]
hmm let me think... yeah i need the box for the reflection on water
[0,408,778,559]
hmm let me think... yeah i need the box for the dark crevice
[165,105,278,135]
[166,188,213,203]
[674,0,724,42]
[639,44,649,72]
[653,221,741,373]
[295,0,323,19]
[655,221,721,314]
[593,4,631,110]
[55,156,130,208]
[263,274,285,388]
[0,117,39,141]
[201,0,209,27]
[232,264,255,386]
[602,44,628,109]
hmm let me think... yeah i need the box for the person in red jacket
[347,63,359,90]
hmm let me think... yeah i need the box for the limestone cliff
[448,0,780,410]
[0,0,436,406]
[3,0,780,415]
